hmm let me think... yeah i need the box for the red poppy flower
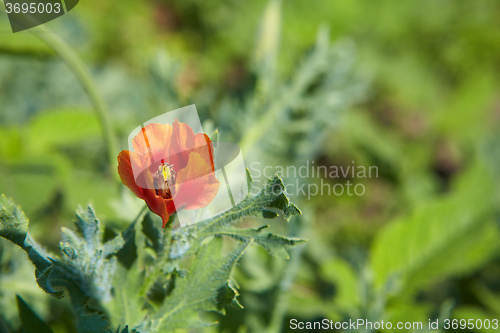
[117,120,220,227]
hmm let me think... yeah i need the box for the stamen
[154,162,177,199]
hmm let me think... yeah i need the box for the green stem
[0,1,118,179]
[33,26,119,179]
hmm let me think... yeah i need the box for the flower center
[154,162,177,199]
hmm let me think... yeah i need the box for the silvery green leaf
[149,238,251,331]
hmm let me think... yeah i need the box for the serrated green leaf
[0,196,63,298]
[200,225,305,259]
[16,295,54,333]
[1,199,123,332]
[75,312,110,333]
[149,238,252,331]
[197,173,301,236]
[0,194,28,246]
[75,205,103,254]
[1,172,303,333]
[103,235,125,259]
[175,173,304,260]
[59,206,124,303]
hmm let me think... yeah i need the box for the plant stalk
[33,26,119,179]
[0,1,118,179]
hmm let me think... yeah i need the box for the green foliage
[26,109,101,154]
[371,163,499,293]
[16,295,54,333]
[0,197,125,332]
[198,172,301,228]
[148,239,250,331]
[2,0,500,331]
[0,109,119,226]
[60,206,124,303]
[0,173,303,332]
[220,25,363,167]
[0,194,28,246]
[200,225,302,259]
[0,194,60,298]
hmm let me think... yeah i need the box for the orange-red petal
[132,123,174,165]
[119,120,220,227]
[193,133,215,171]
[175,152,213,184]
[119,150,173,227]
[117,150,145,200]
[169,120,195,157]
[142,189,171,227]
[173,152,220,210]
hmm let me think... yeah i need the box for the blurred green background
[1,0,500,332]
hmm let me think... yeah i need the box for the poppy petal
[178,174,220,210]
[175,151,213,184]
[119,120,219,228]
[132,123,173,159]
[117,150,145,200]
[174,152,220,210]
[193,133,215,171]
[169,119,196,157]
[143,189,171,227]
